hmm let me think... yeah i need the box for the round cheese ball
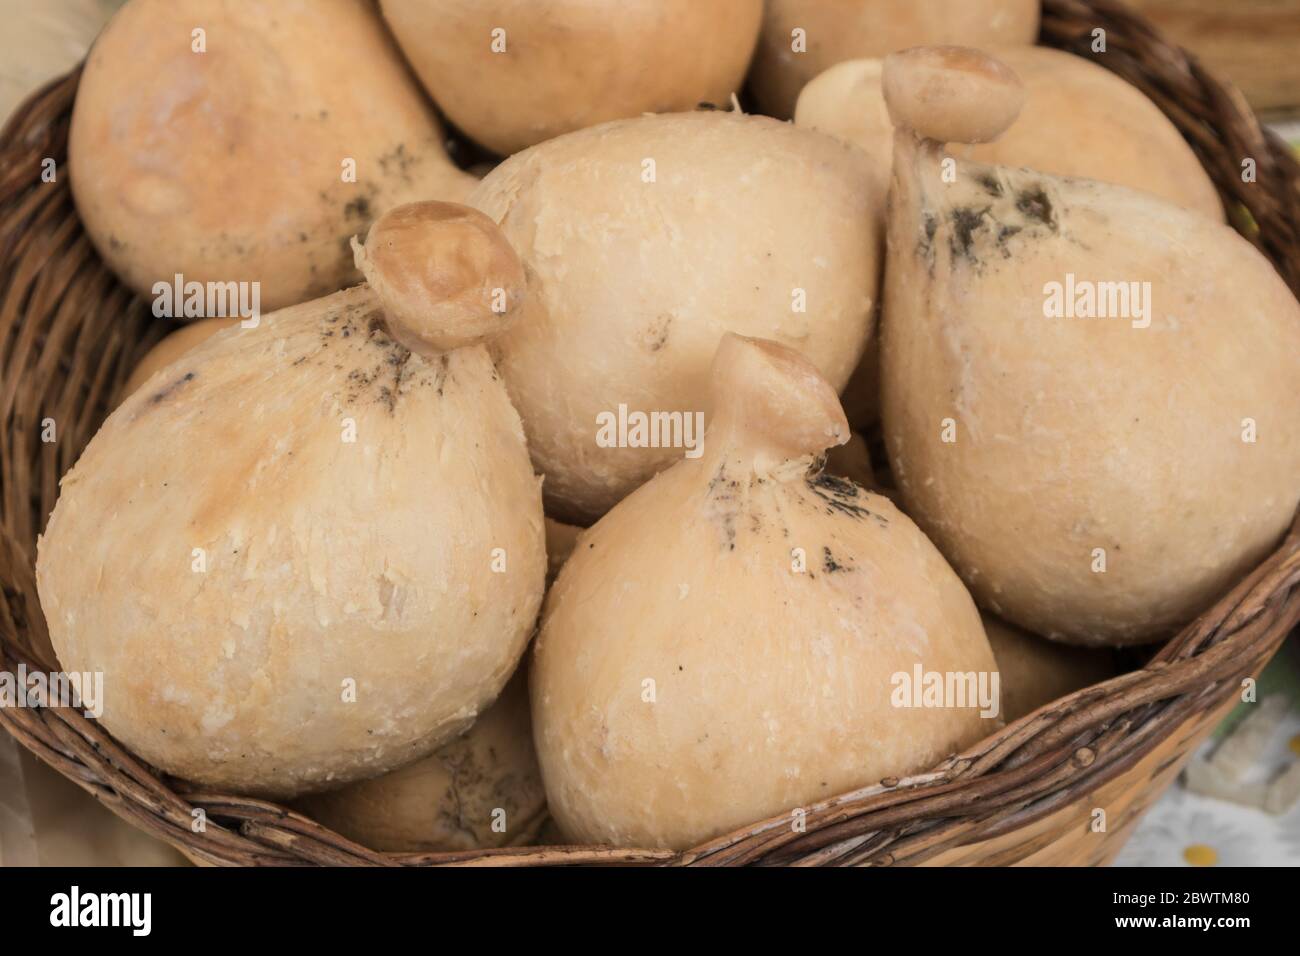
[70,0,477,313]
[379,0,763,155]
[37,285,546,797]
[532,335,998,849]
[880,48,1300,645]
[470,111,881,523]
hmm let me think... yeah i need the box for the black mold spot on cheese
[706,461,743,551]
[343,195,372,221]
[822,546,851,573]
[644,314,672,352]
[996,224,1023,259]
[434,353,450,396]
[377,143,418,184]
[942,186,1055,269]
[326,304,422,411]
[807,470,888,528]
[976,172,1003,197]
[949,206,991,262]
[918,212,939,262]
[384,352,412,413]
[1016,186,1055,228]
[148,371,196,405]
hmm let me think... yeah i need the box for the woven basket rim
[2,0,1299,866]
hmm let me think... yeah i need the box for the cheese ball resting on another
[532,334,998,849]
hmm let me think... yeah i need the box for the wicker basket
[2,0,1299,867]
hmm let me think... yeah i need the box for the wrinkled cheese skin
[471,111,882,523]
[532,453,996,850]
[37,287,546,797]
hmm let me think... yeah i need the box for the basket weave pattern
[2,0,1299,866]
